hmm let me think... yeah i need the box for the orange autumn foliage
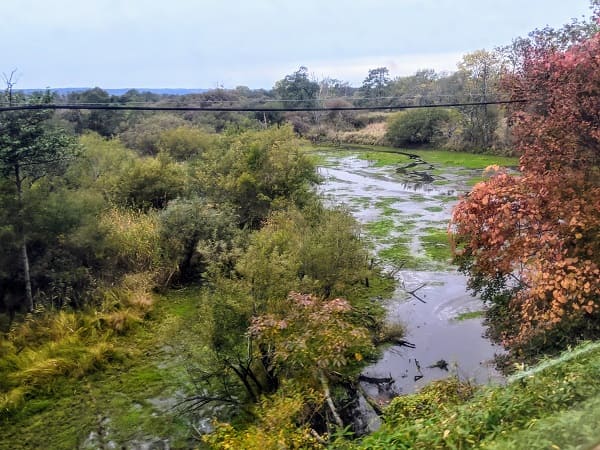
[452,29,600,347]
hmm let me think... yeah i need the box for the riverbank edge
[353,340,600,449]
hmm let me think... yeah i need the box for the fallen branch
[358,374,394,384]
[175,395,239,413]
[319,371,344,428]
[356,384,385,416]
[310,429,328,445]
[392,338,416,348]
[406,283,427,303]
[388,261,406,278]
[427,359,449,371]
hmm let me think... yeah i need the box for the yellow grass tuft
[14,357,76,386]
[0,387,26,415]
[338,122,388,146]
[99,309,143,334]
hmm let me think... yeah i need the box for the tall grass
[0,275,155,419]
[1,208,167,420]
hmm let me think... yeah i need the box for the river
[317,151,504,412]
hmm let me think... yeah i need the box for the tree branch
[319,371,344,428]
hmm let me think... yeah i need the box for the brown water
[317,152,504,410]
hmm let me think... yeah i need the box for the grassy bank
[306,144,519,170]
[352,341,600,449]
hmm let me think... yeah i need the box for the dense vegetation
[0,99,394,447]
[1,2,600,448]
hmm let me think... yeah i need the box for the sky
[2,0,594,89]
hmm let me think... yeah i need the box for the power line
[0,98,528,113]
[0,93,507,107]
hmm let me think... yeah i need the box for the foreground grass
[0,289,207,450]
[353,341,600,449]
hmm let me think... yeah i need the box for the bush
[113,153,187,210]
[157,126,216,161]
[158,198,241,283]
[383,377,475,424]
[203,391,324,449]
[338,122,387,146]
[196,125,319,228]
[386,108,459,147]
[118,113,188,155]
[237,207,370,303]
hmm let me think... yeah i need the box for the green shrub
[203,391,324,449]
[386,109,459,147]
[157,126,216,161]
[383,377,475,424]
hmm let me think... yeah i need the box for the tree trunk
[21,242,33,312]
[229,364,258,403]
[259,344,279,392]
[14,163,34,313]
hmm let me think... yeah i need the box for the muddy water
[317,153,504,403]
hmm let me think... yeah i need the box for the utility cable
[0,98,528,113]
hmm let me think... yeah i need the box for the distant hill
[16,87,209,96]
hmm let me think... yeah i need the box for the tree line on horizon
[10,44,539,154]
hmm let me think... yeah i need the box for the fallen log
[392,338,416,348]
[358,374,394,384]
[427,359,449,371]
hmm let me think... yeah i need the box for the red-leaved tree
[452,26,600,353]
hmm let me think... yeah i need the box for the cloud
[3,0,592,89]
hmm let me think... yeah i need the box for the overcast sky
[2,0,593,89]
